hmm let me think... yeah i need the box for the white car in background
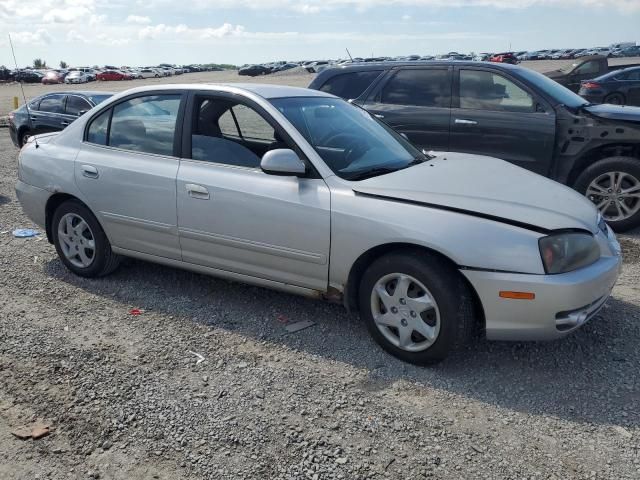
[138,68,161,78]
[64,71,90,84]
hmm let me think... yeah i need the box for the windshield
[515,68,588,109]
[270,97,425,180]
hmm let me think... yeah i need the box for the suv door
[449,67,556,176]
[31,94,66,135]
[176,92,330,291]
[75,92,184,260]
[363,66,452,151]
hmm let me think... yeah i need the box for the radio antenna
[345,48,353,61]
[8,34,38,148]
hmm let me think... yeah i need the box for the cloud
[10,28,53,45]
[188,0,639,12]
[139,22,249,40]
[42,5,91,23]
[402,14,412,20]
[126,14,151,24]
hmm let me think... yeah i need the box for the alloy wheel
[370,273,441,352]
[57,213,96,268]
[586,171,640,222]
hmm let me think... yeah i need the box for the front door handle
[185,183,210,200]
[373,113,385,119]
[61,120,70,127]
[81,164,99,179]
[454,118,478,126]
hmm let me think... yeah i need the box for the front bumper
[15,179,50,230]
[462,254,621,341]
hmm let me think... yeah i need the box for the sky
[1,0,639,68]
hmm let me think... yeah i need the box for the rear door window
[38,95,65,114]
[380,69,451,108]
[66,95,92,116]
[319,71,382,100]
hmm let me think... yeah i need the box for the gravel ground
[0,132,639,480]
[1,57,639,117]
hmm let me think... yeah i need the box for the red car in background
[489,52,519,65]
[41,70,66,84]
[96,70,132,81]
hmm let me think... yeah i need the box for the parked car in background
[15,84,621,365]
[310,61,640,231]
[96,70,132,81]
[138,68,161,78]
[65,71,90,84]
[8,91,113,147]
[544,55,640,92]
[69,68,97,81]
[489,52,519,64]
[579,66,640,106]
[42,70,66,84]
[14,70,43,83]
[619,46,640,57]
[238,64,270,76]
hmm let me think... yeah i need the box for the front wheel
[574,156,640,232]
[52,200,121,277]
[358,251,475,365]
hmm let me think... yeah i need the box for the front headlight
[539,232,600,274]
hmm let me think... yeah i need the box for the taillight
[582,82,601,90]
[8,112,14,123]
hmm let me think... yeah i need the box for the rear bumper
[462,255,621,341]
[15,180,49,230]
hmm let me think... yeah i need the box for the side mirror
[261,149,306,177]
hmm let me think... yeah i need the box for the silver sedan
[15,84,622,364]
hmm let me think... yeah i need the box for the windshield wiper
[342,167,403,181]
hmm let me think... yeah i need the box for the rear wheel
[574,156,640,232]
[358,251,475,365]
[604,93,625,105]
[52,200,121,277]
[19,128,31,147]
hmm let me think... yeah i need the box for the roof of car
[112,83,333,100]
[317,60,523,72]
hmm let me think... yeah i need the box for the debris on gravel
[0,134,639,479]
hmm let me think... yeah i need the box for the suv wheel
[574,156,640,232]
[52,200,121,277]
[358,251,475,365]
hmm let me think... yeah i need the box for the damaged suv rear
[310,62,640,231]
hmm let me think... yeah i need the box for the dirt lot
[0,93,639,478]
[1,57,639,117]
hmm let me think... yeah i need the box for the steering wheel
[320,132,368,163]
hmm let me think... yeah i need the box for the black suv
[309,61,640,231]
[9,91,113,148]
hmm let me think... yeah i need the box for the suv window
[459,70,534,112]
[108,94,181,156]
[319,71,382,100]
[66,95,92,116]
[381,69,450,108]
[38,95,65,114]
[574,61,600,75]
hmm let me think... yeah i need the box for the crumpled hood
[584,103,640,124]
[352,153,599,233]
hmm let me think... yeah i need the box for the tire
[574,156,640,232]
[18,128,31,147]
[51,200,121,277]
[358,250,475,365]
[604,93,625,105]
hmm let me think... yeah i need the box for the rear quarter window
[319,71,382,100]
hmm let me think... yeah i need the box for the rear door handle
[81,164,99,179]
[373,113,385,119]
[185,183,210,200]
[61,120,71,126]
[454,118,478,125]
